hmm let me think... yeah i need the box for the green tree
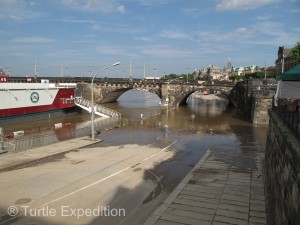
[291,42,300,63]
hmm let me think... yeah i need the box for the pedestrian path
[144,147,267,225]
[0,137,99,172]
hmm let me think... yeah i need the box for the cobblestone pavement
[144,145,267,225]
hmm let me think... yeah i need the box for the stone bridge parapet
[74,78,276,124]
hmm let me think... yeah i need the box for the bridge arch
[163,84,232,107]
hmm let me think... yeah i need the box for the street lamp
[90,62,120,141]
[186,67,189,83]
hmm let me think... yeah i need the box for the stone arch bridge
[75,78,276,124]
[76,79,235,107]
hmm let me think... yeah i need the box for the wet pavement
[0,91,269,225]
[144,137,267,225]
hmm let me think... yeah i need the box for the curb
[143,149,211,225]
[0,138,100,173]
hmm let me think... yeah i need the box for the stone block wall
[265,110,300,225]
[251,97,272,125]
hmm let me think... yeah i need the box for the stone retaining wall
[251,97,272,125]
[265,110,300,225]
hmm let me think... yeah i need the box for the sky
[0,0,300,78]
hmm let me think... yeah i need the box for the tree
[291,42,300,63]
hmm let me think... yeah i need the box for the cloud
[94,44,128,55]
[0,0,18,6]
[11,36,56,43]
[132,0,172,6]
[117,5,126,13]
[216,0,281,11]
[92,23,142,34]
[290,8,300,13]
[215,27,253,41]
[159,30,192,40]
[61,0,125,13]
[0,0,45,21]
[138,45,192,57]
[62,18,95,23]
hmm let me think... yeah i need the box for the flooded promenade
[0,91,268,225]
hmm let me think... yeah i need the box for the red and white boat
[0,69,80,123]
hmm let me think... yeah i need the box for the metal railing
[75,97,122,118]
[272,98,300,139]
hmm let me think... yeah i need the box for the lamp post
[90,62,120,141]
[186,67,189,83]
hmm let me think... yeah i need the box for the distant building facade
[233,65,260,76]
[275,46,297,75]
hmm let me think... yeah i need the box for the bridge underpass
[76,81,234,107]
[75,78,276,124]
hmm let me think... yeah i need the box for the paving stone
[185,184,223,194]
[227,178,250,184]
[221,193,250,203]
[179,193,220,204]
[223,189,250,197]
[181,189,221,200]
[194,181,226,188]
[174,198,218,209]
[250,199,265,206]
[156,219,183,225]
[216,208,249,220]
[250,194,265,201]
[250,204,266,212]
[170,203,215,215]
[214,215,248,225]
[249,216,267,224]
[218,203,249,213]
[212,221,233,225]
[250,210,266,218]
[249,222,266,225]
[226,181,250,188]
[220,198,249,207]
[224,185,250,193]
[160,213,211,225]
[166,207,214,221]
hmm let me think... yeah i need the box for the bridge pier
[75,79,275,125]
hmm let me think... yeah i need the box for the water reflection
[187,94,229,117]
[2,89,236,151]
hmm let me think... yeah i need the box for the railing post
[0,127,8,154]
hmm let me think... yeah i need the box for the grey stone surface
[144,141,268,225]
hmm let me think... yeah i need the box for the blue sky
[0,0,299,77]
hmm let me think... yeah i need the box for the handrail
[74,97,121,118]
[272,98,300,140]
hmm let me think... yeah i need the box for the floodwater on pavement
[1,89,268,173]
[1,89,268,188]
[0,90,269,225]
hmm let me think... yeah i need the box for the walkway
[0,137,99,172]
[144,147,267,225]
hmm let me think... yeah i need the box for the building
[275,46,297,75]
[233,65,260,76]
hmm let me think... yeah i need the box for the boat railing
[74,97,121,118]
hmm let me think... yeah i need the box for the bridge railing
[272,98,300,140]
[75,97,122,118]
